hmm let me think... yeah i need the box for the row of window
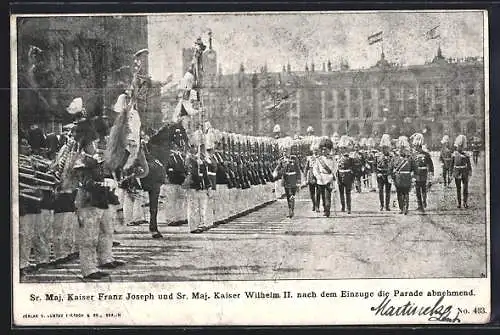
[324,99,479,119]
[323,84,479,103]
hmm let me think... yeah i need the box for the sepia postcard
[11,10,490,326]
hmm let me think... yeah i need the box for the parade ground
[22,154,487,283]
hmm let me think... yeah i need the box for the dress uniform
[471,135,481,166]
[18,138,45,276]
[366,137,377,192]
[72,118,113,280]
[411,133,434,212]
[273,138,302,218]
[184,130,212,233]
[93,127,126,268]
[305,140,320,212]
[273,125,282,198]
[312,137,336,217]
[439,135,453,187]
[336,136,354,214]
[50,136,79,265]
[350,143,363,193]
[451,135,472,208]
[374,134,394,211]
[392,136,415,215]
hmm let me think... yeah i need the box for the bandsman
[410,133,434,212]
[72,114,113,279]
[451,135,472,209]
[375,134,393,211]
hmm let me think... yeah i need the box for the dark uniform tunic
[337,153,354,213]
[413,149,434,210]
[374,151,393,210]
[451,150,472,208]
[392,153,416,214]
[439,145,453,186]
[274,155,302,217]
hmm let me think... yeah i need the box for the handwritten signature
[370,295,461,323]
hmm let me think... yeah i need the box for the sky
[147,11,485,83]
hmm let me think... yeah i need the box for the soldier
[273,138,302,218]
[18,138,43,276]
[392,136,415,215]
[312,137,336,217]
[366,137,377,192]
[375,134,394,211]
[439,135,453,187]
[451,135,472,208]
[411,133,434,212]
[471,133,481,166]
[183,129,212,233]
[336,136,354,214]
[92,116,127,267]
[350,142,363,193]
[304,139,320,212]
[72,116,113,279]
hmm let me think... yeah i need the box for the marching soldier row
[299,130,473,218]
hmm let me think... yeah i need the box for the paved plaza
[22,154,487,283]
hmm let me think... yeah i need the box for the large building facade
[162,41,485,147]
[16,16,148,132]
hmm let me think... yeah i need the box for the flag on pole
[368,31,383,45]
[425,25,440,40]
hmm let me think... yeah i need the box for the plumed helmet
[410,133,424,147]
[319,136,334,150]
[310,137,321,151]
[190,129,203,148]
[398,136,410,149]
[306,126,314,134]
[205,130,216,150]
[273,124,281,133]
[67,97,83,115]
[379,134,392,148]
[366,137,375,148]
[338,135,352,148]
[454,134,467,148]
[359,138,367,147]
[441,135,450,144]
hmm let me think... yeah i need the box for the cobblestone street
[22,154,487,283]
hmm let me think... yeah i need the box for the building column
[359,88,364,120]
[415,84,420,117]
[346,88,351,120]
[476,81,482,117]
[460,82,466,117]
[431,84,436,115]
[321,90,326,135]
[333,88,338,120]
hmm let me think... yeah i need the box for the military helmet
[379,134,392,148]
[410,133,424,147]
[454,134,467,149]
